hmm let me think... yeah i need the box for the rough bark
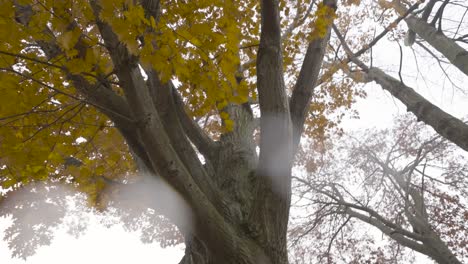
[346,209,462,264]
[290,0,337,153]
[89,3,272,263]
[251,0,294,263]
[405,16,468,77]
[367,67,468,152]
[333,24,468,153]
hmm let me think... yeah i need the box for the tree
[290,115,468,263]
[331,0,468,152]
[0,0,467,263]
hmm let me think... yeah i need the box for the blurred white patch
[0,172,190,260]
[105,173,193,236]
[0,182,84,258]
[258,114,293,196]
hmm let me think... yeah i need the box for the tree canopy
[0,0,467,263]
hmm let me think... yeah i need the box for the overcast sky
[0,216,184,263]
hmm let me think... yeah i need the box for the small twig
[337,2,420,64]
[397,42,405,84]
[326,216,351,263]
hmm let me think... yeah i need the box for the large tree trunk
[169,103,290,264]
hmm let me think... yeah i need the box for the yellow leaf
[224,119,234,131]
[220,111,229,120]
[57,29,80,52]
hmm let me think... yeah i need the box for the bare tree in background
[290,114,468,264]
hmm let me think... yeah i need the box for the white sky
[0,217,184,263]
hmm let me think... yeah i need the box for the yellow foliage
[56,29,81,54]
[0,0,356,207]
[310,3,337,40]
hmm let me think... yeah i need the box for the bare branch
[333,26,468,152]
[397,2,468,76]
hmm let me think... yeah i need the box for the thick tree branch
[89,3,273,263]
[394,1,468,76]
[345,209,430,255]
[239,0,324,73]
[421,0,438,21]
[68,75,134,128]
[139,0,219,190]
[367,67,468,152]
[290,0,337,153]
[333,25,468,152]
[257,0,289,116]
[140,0,225,219]
[148,73,235,220]
[90,0,195,201]
[408,17,468,76]
[251,0,293,262]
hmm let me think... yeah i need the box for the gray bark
[250,0,293,262]
[333,24,468,153]
[290,0,336,152]
[399,5,468,76]
[367,67,468,152]
[346,209,462,264]
[405,16,468,76]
